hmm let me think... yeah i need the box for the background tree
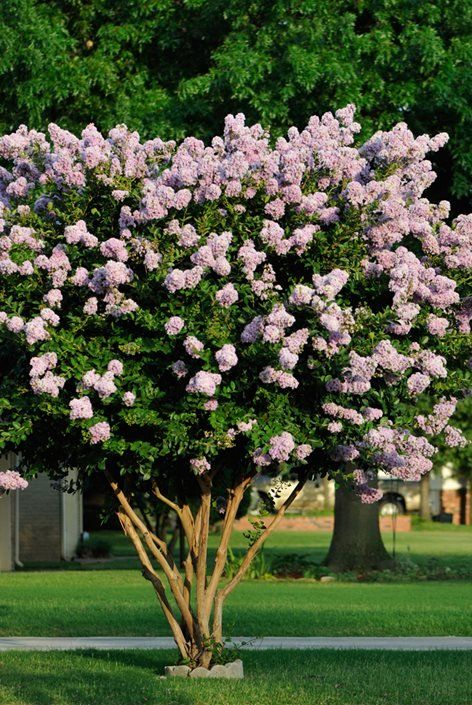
[1,0,471,207]
[0,107,470,670]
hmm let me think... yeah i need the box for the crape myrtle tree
[0,106,470,668]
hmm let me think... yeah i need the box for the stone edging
[164,659,244,679]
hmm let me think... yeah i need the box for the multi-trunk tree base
[107,467,308,669]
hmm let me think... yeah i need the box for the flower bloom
[69,397,93,420]
[215,283,239,308]
[204,399,218,411]
[186,371,222,396]
[123,391,136,407]
[215,344,238,372]
[89,421,111,444]
[0,470,28,491]
[165,316,185,335]
[268,432,296,462]
[183,336,204,358]
[190,457,211,475]
[107,359,124,376]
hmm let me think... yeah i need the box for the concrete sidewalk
[1,636,472,651]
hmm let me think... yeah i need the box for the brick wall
[19,473,62,562]
[441,488,471,525]
[234,514,411,532]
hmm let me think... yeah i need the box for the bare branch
[212,472,308,641]
[117,509,188,659]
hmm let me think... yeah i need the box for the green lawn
[0,650,471,705]
[0,570,471,637]
[42,526,470,575]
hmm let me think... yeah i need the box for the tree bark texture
[323,484,393,572]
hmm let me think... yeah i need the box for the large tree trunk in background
[323,484,393,572]
[420,474,431,521]
[322,476,331,510]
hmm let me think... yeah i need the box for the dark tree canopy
[1,0,471,205]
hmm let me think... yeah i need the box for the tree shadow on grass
[0,650,194,705]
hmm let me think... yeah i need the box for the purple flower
[100,238,129,262]
[123,391,136,407]
[407,372,431,395]
[6,316,24,333]
[186,371,222,396]
[165,316,185,335]
[215,344,238,372]
[107,359,123,376]
[83,297,98,315]
[215,283,239,308]
[183,336,204,358]
[204,399,218,411]
[43,289,63,308]
[426,315,449,337]
[190,457,211,475]
[89,421,111,444]
[295,444,312,460]
[0,470,28,491]
[268,432,295,462]
[172,360,188,378]
[69,397,93,420]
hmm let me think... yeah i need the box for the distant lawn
[0,570,471,637]
[3,526,470,639]
[77,526,472,575]
[1,650,471,705]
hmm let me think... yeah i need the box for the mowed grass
[79,526,472,574]
[2,528,470,637]
[0,571,471,637]
[0,650,471,705]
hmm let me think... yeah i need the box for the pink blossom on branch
[0,470,28,491]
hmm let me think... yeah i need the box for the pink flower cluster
[190,457,211,475]
[0,470,28,491]
[81,360,123,399]
[69,397,93,420]
[186,371,222,396]
[64,220,98,248]
[165,316,185,335]
[415,397,466,448]
[29,352,65,397]
[254,432,312,466]
[122,391,136,407]
[215,283,239,308]
[215,344,238,372]
[183,336,204,358]
[361,426,436,481]
[89,421,111,444]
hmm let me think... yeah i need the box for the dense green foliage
[1,0,471,203]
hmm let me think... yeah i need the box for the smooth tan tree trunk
[420,474,431,521]
[323,484,393,572]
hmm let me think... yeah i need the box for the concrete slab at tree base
[165,660,243,679]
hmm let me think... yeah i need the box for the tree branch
[212,472,308,641]
[117,509,188,659]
